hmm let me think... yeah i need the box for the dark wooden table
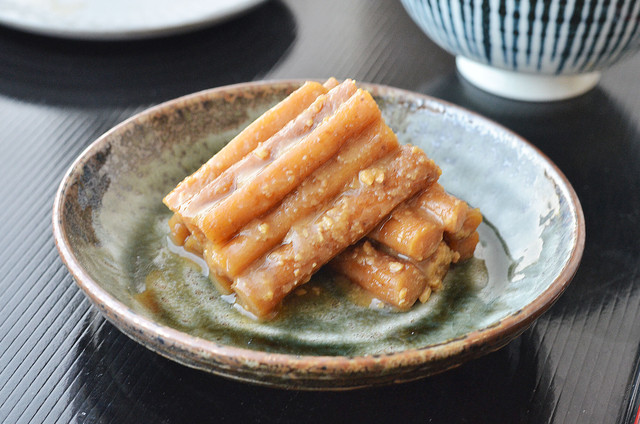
[1,1,639,422]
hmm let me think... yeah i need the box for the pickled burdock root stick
[232,145,441,318]
[330,240,429,309]
[449,207,482,240]
[210,120,399,279]
[331,240,460,308]
[195,87,382,244]
[368,184,482,262]
[415,183,469,234]
[446,231,480,262]
[369,201,444,262]
[168,213,190,246]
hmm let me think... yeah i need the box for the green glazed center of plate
[125,207,510,356]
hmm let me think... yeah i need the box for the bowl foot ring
[456,56,601,102]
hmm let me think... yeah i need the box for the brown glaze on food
[177,80,359,222]
[416,183,469,234]
[446,230,480,262]
[210,120,399,279]
[164,81,329,210]
[330,240,428,309]
[196,88,382,244]
[232,145,440,318]
[164,79,481,319]
[369,200,444,262]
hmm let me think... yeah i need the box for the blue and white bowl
[401,0,640,101]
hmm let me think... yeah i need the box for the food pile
[163,78,481,319]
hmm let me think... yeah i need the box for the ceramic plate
[52,81,585,389]
[0,0,265,40]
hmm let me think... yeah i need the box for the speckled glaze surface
[52,81,585,390]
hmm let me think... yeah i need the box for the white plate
[0,0,266,40]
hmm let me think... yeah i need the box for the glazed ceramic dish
[400,0,640,101]
[52,81,585,389]
[0,0,265,40]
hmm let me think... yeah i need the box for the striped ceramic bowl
[401,0,640,101]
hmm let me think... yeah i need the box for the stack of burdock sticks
[163,79,482,320]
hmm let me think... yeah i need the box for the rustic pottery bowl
[53,80,585,389]
[400,0,640,101]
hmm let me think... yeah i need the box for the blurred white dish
[0,0,266,40]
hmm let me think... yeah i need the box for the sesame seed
[399,287,408,299]
[389,262,404,273]
[359,169,375,185]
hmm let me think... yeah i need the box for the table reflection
[62,310,553,423]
